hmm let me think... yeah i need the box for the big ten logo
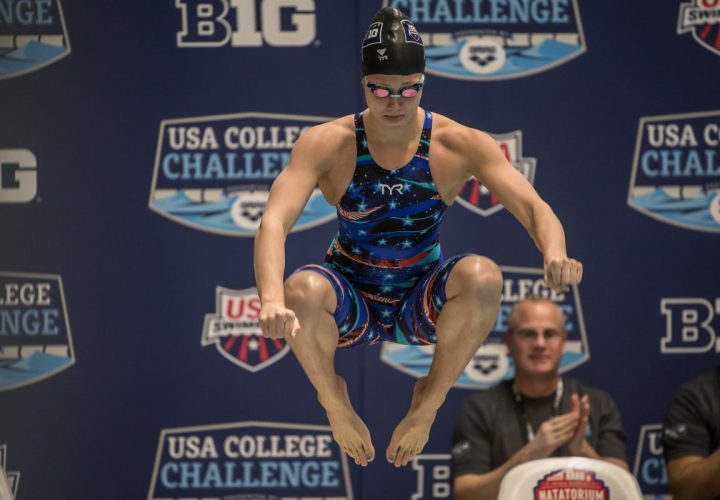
[202,287,290,372]
[175,0,316,47]
[0,149,37,203]
[412,455,451,500]
[660,297,720,354]
[632,424,672,499]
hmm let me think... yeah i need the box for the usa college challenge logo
[381,266,589,389]
[628,110,720,233]
[149,112,336,236]
[456,131,536,216]
[678,0,720,56]
[202,286,290,372]
[0,0,71,79]
[632,424,671,499]
[148,421,353,500]
[384,0,586,80]
[0,272,74,391]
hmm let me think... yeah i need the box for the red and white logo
[201,287,290,372]
[678,0,720,56]
[534,468,609,500]
[456,131,536,217]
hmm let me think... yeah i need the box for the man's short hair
[506,295,566,333]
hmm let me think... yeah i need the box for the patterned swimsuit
[296,111,470,348]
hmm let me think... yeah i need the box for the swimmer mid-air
[253,6,582,468]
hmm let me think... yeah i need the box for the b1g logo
[534,468,609,499]
[176,0,316,47]
[0,0,70,79]
[628,110,720,233]
[202,286,290,372]
[0,272,74,391]
[381,266,589,389]
[412,455,451,500]
[456,131,536,217]
[0,445,20,498]
[632,424,672,499]
[660,297,720,354]
[148,421,353,500]
[0,149,37,203]
[678,0,720,56]
[149,112,336,236]
[384,0,585,80]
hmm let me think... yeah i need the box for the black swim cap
[361,7,425,76]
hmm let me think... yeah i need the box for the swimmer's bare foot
[386,377,438,467]
[319,375,375,467]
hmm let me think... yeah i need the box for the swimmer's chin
[382,114,406,124]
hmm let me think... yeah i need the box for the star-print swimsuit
[295,111,471,348]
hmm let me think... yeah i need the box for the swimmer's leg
[387,255,502,467]
[284,266,375,467]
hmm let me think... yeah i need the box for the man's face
[362,73,423,127]
[504,301,567,379]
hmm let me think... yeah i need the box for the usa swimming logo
[202,286,290,372]
[148,421,353,500]
[149,112,336,236]
[381,266,588,389]
[456,131,536,216]
[678,0,720,56]
[176,0,316,47]
[384,0,586,80]
[0,444,20,499]
[628,110,720,233]
[0,272,74,391]
[632,424,671,499]
[0,149,37,203]
[0,0,71,80]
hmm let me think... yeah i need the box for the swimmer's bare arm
[456,127,582,291]
[254,125,334,339]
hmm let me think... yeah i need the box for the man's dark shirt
[451,378,627,477]
[663,365,720,462]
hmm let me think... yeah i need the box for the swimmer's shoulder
[429,112,496,155]
[293,114,356,172]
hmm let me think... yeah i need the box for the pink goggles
[365,76,424,98]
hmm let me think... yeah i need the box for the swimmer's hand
[259,302,301,339]
[543,257,583,292]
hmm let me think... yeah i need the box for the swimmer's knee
[284,271,335,313]
[450,255,503,301]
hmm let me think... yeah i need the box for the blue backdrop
[1,1,718,499]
